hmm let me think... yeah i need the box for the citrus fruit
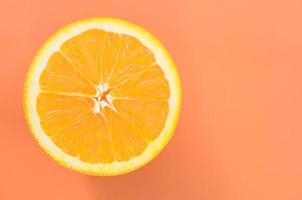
[24,18,181,176]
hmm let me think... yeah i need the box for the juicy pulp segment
[37,29,170,163]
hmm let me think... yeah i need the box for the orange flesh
[37,29,170,163]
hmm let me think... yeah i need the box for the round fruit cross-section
[24,18,181,176]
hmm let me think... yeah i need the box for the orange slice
[24,18,181,176]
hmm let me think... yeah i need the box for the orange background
[1,0,302,199]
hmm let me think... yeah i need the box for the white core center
[93,83,115,114]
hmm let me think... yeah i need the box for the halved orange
[24,18,181,176]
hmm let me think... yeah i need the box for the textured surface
[1,0,302,199]
[37,29,169,163]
